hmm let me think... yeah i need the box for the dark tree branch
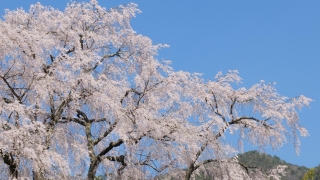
[0,76,22,102]
[86,48,122,73]
[66,47,75,55]
[2,97,13,104]
[79,34,84,50]
[120,88,142,104]
[206,93,226,122]
[20,77,34,100]
[105,155,126,166]
[194,159,218,171]
[0,150,18,179]
[76,109,89,122]
[238,161,257,174]
[90,118,106,122]
[93,121,118,145]
[212,93,219,113]
[44,47,75,73]
[230,97,237,119]
[139,159,174,173]
[50,54,55,63]
[230,116,272,129]
[45,95,72,150]
[97,139,124,158]
[193,159,257,175]
[61,117,86,126]
[105,155,127,175]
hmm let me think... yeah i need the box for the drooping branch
[138,158,175,173]
[0,76,23,103]
[206,93,226,122]
[230,116,272,129]
[185,113,274,179]
[85,48,122,73]
[230,97,237,119]
[45,95,72,149]
[212,93,219,113]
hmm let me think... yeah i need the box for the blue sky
[1,0,319,168]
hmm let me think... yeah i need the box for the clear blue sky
[1,0,319,168]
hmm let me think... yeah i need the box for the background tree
[0,1,311,179]
[303,168,316,180]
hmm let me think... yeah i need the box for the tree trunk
[87,160,99,180]
[2,153,18,179]
[33,171,45,180]
[185,163,195,180]
[9,163,18,179]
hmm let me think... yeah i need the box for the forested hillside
[238,151,320,180]
[167,151,320,180]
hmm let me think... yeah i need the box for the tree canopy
[0,1,312,179]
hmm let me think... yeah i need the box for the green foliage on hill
[184,150,320,180]
[238,150,320,180]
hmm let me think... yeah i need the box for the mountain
[237,150,317,180]
[180,150,320,180]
